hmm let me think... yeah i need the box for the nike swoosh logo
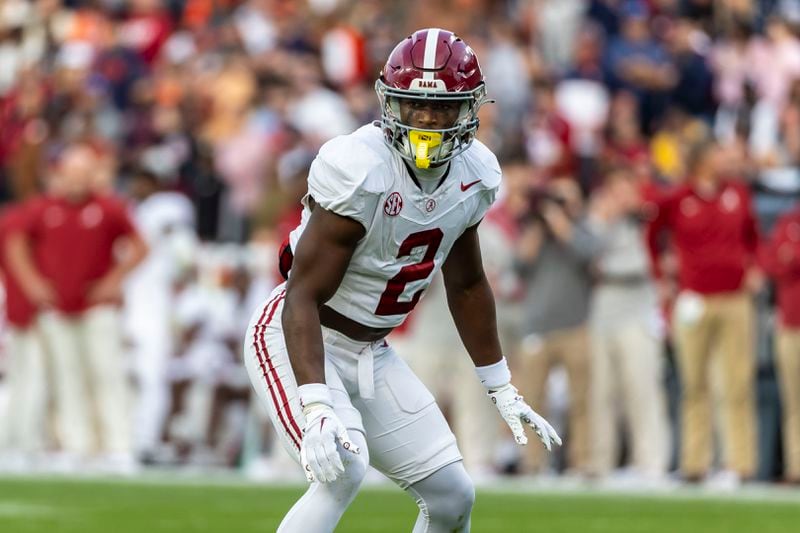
[460,179,481,192]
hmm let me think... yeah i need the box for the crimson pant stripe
[252,290,301,449]
[261,291,303,440]
[259,290,303,442]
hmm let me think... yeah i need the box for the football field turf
[0,476,798,532]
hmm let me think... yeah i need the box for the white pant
[130,322,172,454]
[38,306,131,455]
[389,277,513,474]
[243,285,462,488]
[2,326,47,452]
[590,319,669,477]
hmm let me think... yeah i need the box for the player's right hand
[300,403,360,483]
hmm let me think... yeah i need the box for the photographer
[514,177,601,476]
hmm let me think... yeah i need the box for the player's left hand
[488,383,562,451]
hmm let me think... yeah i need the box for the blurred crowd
[1,0,800,488]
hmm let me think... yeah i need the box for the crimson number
[375,229,443,315]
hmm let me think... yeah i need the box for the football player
[243,28,561,533]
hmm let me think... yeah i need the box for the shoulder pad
[460,139,502,191]
[315,125,387,196]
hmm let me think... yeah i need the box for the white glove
[489,383,562,451]
[299,385,360,483]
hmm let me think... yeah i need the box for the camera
[520,187,568,224]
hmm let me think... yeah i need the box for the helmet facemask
[375,79,493,169]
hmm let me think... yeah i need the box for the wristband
[298,383,333,412]
[475,357,511,389]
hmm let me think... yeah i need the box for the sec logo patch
[384,192,403,216]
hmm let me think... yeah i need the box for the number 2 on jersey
[375,229,443,315]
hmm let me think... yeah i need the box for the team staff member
[0,204,47,462]
[7,143,147,467]
[761,207,800,484]
[646,139,761,483]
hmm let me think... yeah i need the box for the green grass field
[1,476,799,532]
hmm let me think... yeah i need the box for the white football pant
[244,284,470,532]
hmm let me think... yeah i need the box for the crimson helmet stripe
[422,28,440,80]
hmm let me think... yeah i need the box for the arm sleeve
[4,207,30,237]
[105,198,137,240]
[14,200,41,238]
[564,220,604,262]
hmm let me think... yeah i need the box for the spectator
[602,1,677,131]
[745,17,800,111]
[666,18,714,119]
[5,143,147,470]
[557,24,611,190]
[646,139,761,484]
[524,79,575,182]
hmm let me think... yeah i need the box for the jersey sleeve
[465,145,502,227]
[14,198,43,237]
[305,136,381,229]
[104,196,138,240]
[467,186,500,227]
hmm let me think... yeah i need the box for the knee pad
[332,432,369,493]
[340,448,369,488]
[412,462,475,526]
[438,470,475,520]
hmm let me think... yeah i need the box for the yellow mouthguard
[409,130,442,169]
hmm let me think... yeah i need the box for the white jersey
[288,124,501,328]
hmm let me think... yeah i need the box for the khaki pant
[38,306,131,456]
[590,320,669,477]
[776,327,800,480]
[2,326,47,452]
[672,291,756,478]
[517,325,590,473]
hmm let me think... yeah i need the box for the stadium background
[1,0,800,531]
